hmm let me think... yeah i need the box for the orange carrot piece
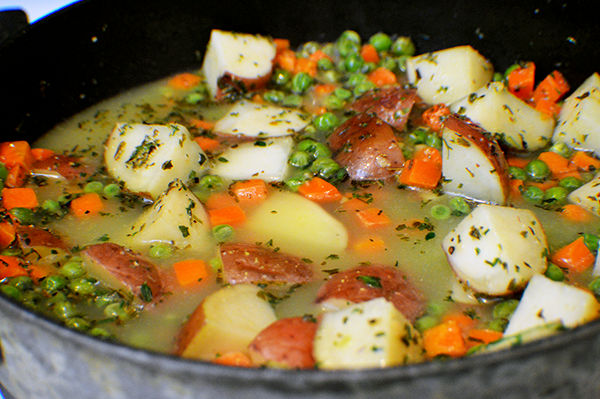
[27,264,53,280]
[0,222,16,249]
[294,57,318,77]
[194,136,221,152]
[189,119,215,131]
[341,197,371,212]
[535,98,561,116]
[208,204,246,226]
[0,141,34,170]
[360,44,380,64]
[353,236,386,253]
[356,208,391,229]
[506,156,531,168]
[509,179,524,199]
[213,352,253,367]
[467,329,503,345]
[0,255,27,279]
[2,187,38,210]
[4,165,28,188]
[532,70,570,105]
[537,151,574,176]
[367,67,397,87]
[399,159,442,189]
[413,146,442,165]
[560,204,593,223]
[231,179,268,204]
[570,151,600,172]
[421,104,451,132]
[31,148,56,162]
[273,38,290,51]
[173,259,208,286]
[551,236,596,273]
[70,192,104,217]
[275,48,297,72]
[422,319,467,358]
[168,73,201,90]
[507,62,535,101]
[442,313,478,332]
[204,192,238,210]
[313,84,337,97]
[308,49,331,63]
[297,177,342,203]
[528,180,559,191]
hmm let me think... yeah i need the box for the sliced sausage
[33,154,96,181]
[17,225,70,251]
[315,264,426,323]
[349,86,417,131]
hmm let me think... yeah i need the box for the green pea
[42,199,62,214]
[317,58,334,71]
[45,291,67,306]
[344,53,364,73]
[8,275,33,291]
[53,301,77,320]
[559,176,583,191]
[291,72,312,94]
[282,94,303,107]
[89,327,113,339]
[522,185,545,205]
[298,140,332,159]
[543,186,568,206]
[310,157,341,180]
[503,63,521,78]
[339,30,361,45]
[395,55,411,73]
[353,81,376,97]
[148,243,174,259]
[583,233,599,252]
[321,69,341,84]
[94,291,121,308]
[334,87,352,101]
[69,277,97,296]
[298,41,319,58]
[425,133,443,149]
[337,40,359,58]
[0,162,8,181]
[65,317,91,331]
[361,62,377,74]
[544,263,565,282]
[102,183,121,198]
[493,299,519,319]
[184,91,205,104]
[84,181,104,194]
[391,36,416,56]
[488,318,508,332]
[1,284,21,300]
[508,166,527,181]
[430,204,451,220]
[379,56,397,72]
[549,141,572,159]
[449,197,471,215]
[209,256,223,273]
[60,261,86,279]
[271,69,291,86]
[41,275,67,293]
[21,291,41,308]
[414,315,438,333]
[199,175,224,191]
[314,113,340,132]
[369,32,393,52]
[589,277,600,297]
[492,72,504,82]
[212,224,235,242]
[1,248,22,257]
[346,73,367,88]
[9,207,36,225]
[263,90,285,104]
[324,95,345,110]
[104,302,132,321]
[408,128,428,145]
[285,175,309,192]
[289,151,312,168]
[525,159,550,181]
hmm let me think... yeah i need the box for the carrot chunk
[204,192,238,210]
[0,255,27,279]
[551,236,596,273]
[173,259,208,286]
[0,141,34,170]
[421,104,450,132]
[208,205,246,226]
[467,329,503,345]
[70,192,104,217]
[231,179,268,204]
[537,151,574,177]
[0,222,16,249]
[2,187,38,210]
[194,136,221,152]
[168,73,201,90]
[560,204,593,223]
[532,70,570,105]
[353,236,386,253]
[189,119,215,131]
[367,67,397,87]
[356,208,391,229]
[213,352,253,367]
[399,158,442,189]
[570,151,600,172]
[31,148,56,162]
[422,319,467,358]
[360,44,380,64]
[298,177,342,203]
[507,62,535,101]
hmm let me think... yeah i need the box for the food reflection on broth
[1,28,600,369]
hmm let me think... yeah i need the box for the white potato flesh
[567,173,600,216]
[210,136,293,182]
[504,274,600,336]
[104,123,208,199]
[405,45,493,104]
[441,117,509,204]
[450,82,555,151]
[180,284,277,360]
[442,204,548,296]
[244,191,348,259]
[552,73,600,152]
[214,100,310,138]
[313,297,424,369]
[202,30,276,98]
[126,180,211,253]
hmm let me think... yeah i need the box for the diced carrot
[509,179,524,199]
[535,97,561,116]
[27,264,53,280]
[313,84,337,97]
[231,179,268,204]
[173,259,208,286]
[421,104,451,132]
[31,148,56,162]
[528,180,558,191]
[532,70,570,105]
[208,204,246,226]
[204,192,238,210]
[413,146,442,165]
[554,169,582,181]
[308,49,331,63]
[442,313,477,332]
[168,73,201,90]
[2,187,38,210]
[353,236,386,253]
[275,48,297,72]
[551,236,596,273]
[399,159,442,189]
[273,38,290,52]
[4,165,28,188]
[0,141,34,170]
[213,351,253,367]
[507,62,535,101]
[189,119,215,131]
[194,136,221,152]
[251,93,266,104]
[313,106,328,115]
[0,255,27,279]
[0,222,16,249]
[537,151,574,176]
[506,156,531,169]
[467,329,503,345]
[570,151,600,172]
[360,44,380,64]
[560,204,593,223]
[297,177,342,203]
[70,192,104,217]
[367,67,397,87]
[356,208,391,229]
[341,197,371,212]
[294,57,317,77]
[422,319,467,358]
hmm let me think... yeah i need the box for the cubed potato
[126,180,212,252]
[202,30,276,98]
[406,45,493,104]
[552,73,600,152]
[504,274,600,336]
[244,191,348,259]
[210,136,293,182]
[442,204,548,296]
[441,114,510,204]
[313,297,424,369]
[176,284,277,360]
[567,173,600,216]
[104,123,208,199]
[214,100,310,138]
[450,82,555,151]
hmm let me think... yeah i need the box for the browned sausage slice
[315,264,426,323]
[33,154,96,181]
[349,86,417,131]
[16,225,69,251]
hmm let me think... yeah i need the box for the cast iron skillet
[1,0,600,398]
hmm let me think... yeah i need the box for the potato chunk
[442,204,548,296]
[104,123,208,199]
[406,45,493,104]
[202,30,276,99]
[214,101,310,138]
[450,82,555,151]
[441,114,510,204]
[175,284,277,360]
[504,274,599,336]
[126,180,211,252]
[567,173,600,216]
[552,73,600,152]
[313,297,424,369]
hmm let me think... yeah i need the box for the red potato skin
[220,242,313,285]
[329,113,405,181]
[174,301,206,356]
[82,242,163,301]
[33,154,95,181]
[216,72,272,101]
[16,225,70,251]
[249,316,318,369]
[349,87,418,131]
[315,264,426,323]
